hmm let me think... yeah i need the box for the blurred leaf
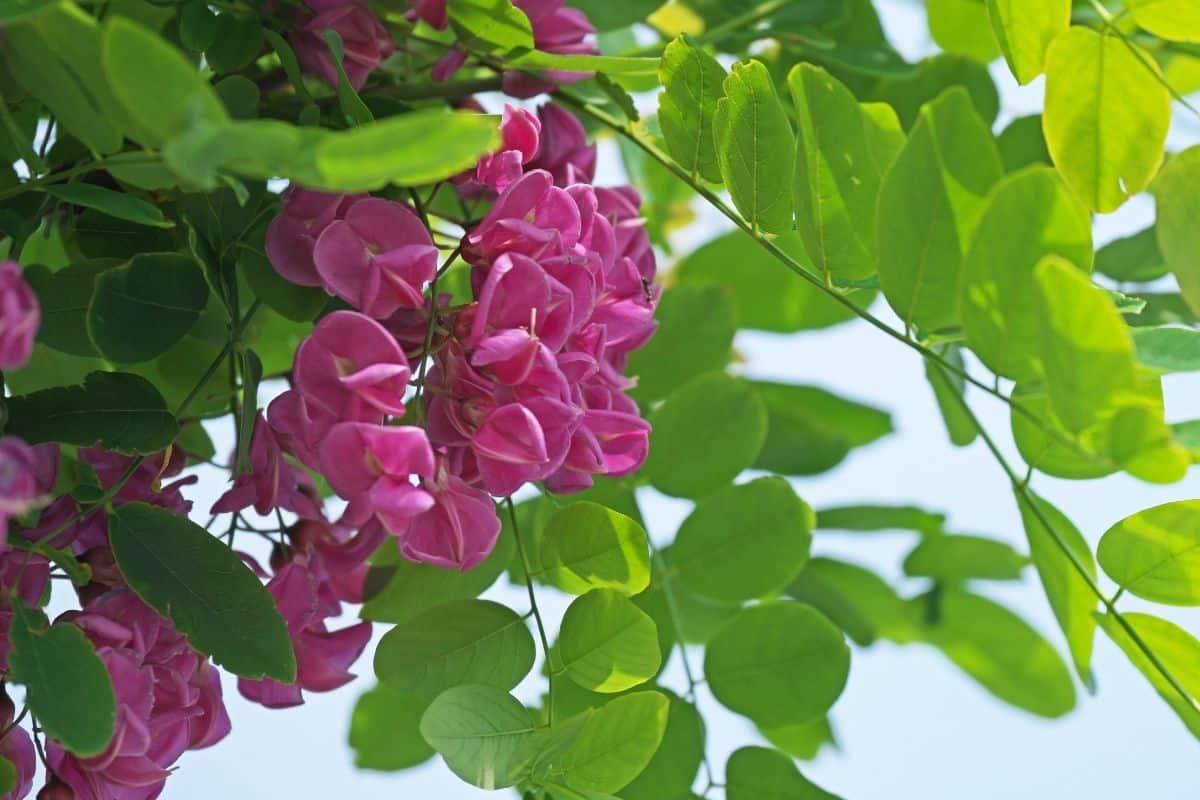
[996,114,1050,172]
[1126,0,1200,42]
[448,0,533,52]
[1009,384,1115,480]
[1131,326,1200,373]
[537,502,651,596]
[375,600,535,702]
[1154,145,1200,317]
[672,477,813,606]
[1098,500,1200,605]
[789,557,915,646]
[927,0,1000,62]
[816,504,946,535]
[350,683,435,772]
[903,533,1027,582]
[869,53,999,129]
[705,602,850,728]
[627,283,735,404]
[658,35,726,184]
[570,0,663,30]
[1095,611,1200,737]
[985,0,1069,83]
[1095,227,1167,283]
[713,59,795,235]
[206,12,263,74]
[726,746,842,800]
[179,0,218,52]
[760,717,838,762]
[557,589,661,693]
[420,685,533,790]
[1043,27,1169,212]
[924,345,978,446]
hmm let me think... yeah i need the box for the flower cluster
[290,0,395,90]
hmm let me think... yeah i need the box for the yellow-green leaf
[986,0,1070,83]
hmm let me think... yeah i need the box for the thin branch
[506,496,556,725]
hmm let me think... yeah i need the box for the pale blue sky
[167,2,1200,797]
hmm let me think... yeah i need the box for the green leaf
[0,753,13,797]
[752,381,893,476]
[869,53,999,130]
[1043,27,1170,212]
[636,549,737,647]
[713,59,795,236]
[8,604,116,757]
[447,0,534,53]
[567,0,663,31]
[960,167,1093,381]
[74,208,177,260]
[557,589,661,693]
[238,232,326,323]
[675,230,864,333]
[927,0,1000,62]
[179,0,218,52]
[101,16,229,147]
[1,3,127,154]
[505,51,660,76]
[1131,326,1200,373]
[672,477,814,606]
[46,184,172,228]
[876,87,1003,332]
[420,684,534,790]
[705,602,850,728]
[349,683,435,772]
[1009,384,1116,480]
[1154,145,1200,316]
[923,589,1076,717]
[1016,492,1097,687]
[234,349,262,473]
[322,29,374,126]
[903,533,1027,582]
[87,252,209,363]
[658,35,726,184]
[996,114,1051,172]
[924,345,978,446]
[205,12,263,74]
[109,502,296,680]
[4,342,104,395]
[789,63,904,282]
[375,600,534,702]
[537,502,651,596]
[760,717,838,762]
[1094,611,1200,737]
[1033,256,1138,432]
[985,0,1069,83]
[23,260,115,357]
[816,503,946,535]
[5,370,178,453]
[726,746,842,800]
[0,0,56,24]
[627,283,735,404]
[1127,0,1200,42]
[550,692,670,795]
[645,372,767,499]
[1097,500,1200,605]
[1095,227,1167,283]
[788,557,916,646]
[619,692,705,800]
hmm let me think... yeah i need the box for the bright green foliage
[375,600,535,702]
[447,0,534,52]
[705,602,850,728]
[876,86,1003,332]
[713,60,795,236]
[816,503,946,535]
[87,253,208,363]
[658,36,726,183]
[725,745,842,800]
[671,477,813,606]
[645,372,767,499]
[627,283,735,403]
[789,557,916,646]
[1095,612,1200,736]
[790,63,904,282]
[924,345,978,446]
[985,0,1069,83]
[1127,0,1200,42]
[924,590,1076,718]
[349,684,435,772]
[1016,492,1097,687]
[960,167,1093,381]
[1132,326,1200,373]
[760,717,838,762]
[1098,501,1200,605]
[109,502,296,681]
[420,685,533,790]
[1043,27,1171,212]
[869,53,999,129]
[903,533,1027,582]
[557,589,661,692]
[1096,227,1167,283]
[8,605,116,757]
[537,503,651,596]
[752,381,892,476]
[1009,384,1117,480]
[1154,146,1200,316]
[619,692,705,800]
[927,0,1000,62]
[5,371,178,453]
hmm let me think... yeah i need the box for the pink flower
[407,0,448,28]
[266,188,360,287]
[0,437,40,540]
[318,422,435,533]
[266,389,335,472]
[293,310,412,422]
[597,185,656,283]
[0,261,38,371]
[79,446,196,519]
[529,103,597,187]
[211,414,323,520]
[238,556,372,708]
[470,252,576,354]
[291,2,395,90]
[465,170,581,265]
[0,716,35,800]
[472,106,542,195]
[0,550,49,671]
[398,455,501,570]
[313,199,438,318]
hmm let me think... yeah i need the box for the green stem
[507,496,555,725]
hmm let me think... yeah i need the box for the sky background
[160,1,1200,797]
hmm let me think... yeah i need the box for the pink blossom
[407,0,448,28]
[211,414,323,520]
[266,188,360,287]
[398,455,501,570]
[266,390,335,471]
[313,199,438,318]
[318,422,435,533]
[530,103,597,187]
[0,437,40,540]
[470,252,576,354]
[0,261,38,371]
[238,556,372,708]
[0,709,35,800]
[288,517,387,604]
[472,106,543,195]
[465,170,581,265]
[293,310,411,422]
[79,446,196,518]
[0,550,49,671]
[291,2,395,90]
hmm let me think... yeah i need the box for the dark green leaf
[869,53,999,130]
[109,502,296,680]
[47,184,172,228]
[816,504,946,535]
[206,12,263,74]
[568,0,663,30]
[760,717,838,762]
[996,114,1051,172]
[349,683,435,772]
[234,349,262,473]
[23,260,115,357]
[726,746,842,800]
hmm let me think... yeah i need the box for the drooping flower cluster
[289,0,395,90]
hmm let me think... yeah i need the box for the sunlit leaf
[537,503,651,596]
[1098,500,1200,605]
[557,589,661,693]
[658,35,726,184]
[985,0,1069,83]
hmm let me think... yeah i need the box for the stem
[934,362,1200,717]
[412,245,461,421]
[506,496,555,725]
[0,153,161,203]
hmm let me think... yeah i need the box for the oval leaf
[349,683,435,772]
[557,589,661,693]
[659,35,727,184]
[538,502,651,596]
[420,684,534,790]
[1098,500,1200,605]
